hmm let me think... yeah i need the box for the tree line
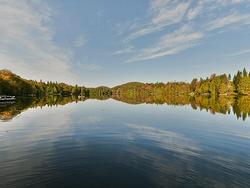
[191,68,250,96]
[0,68,249,97]
[0,70,88,97]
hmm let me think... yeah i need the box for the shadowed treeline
[0,96,86,121]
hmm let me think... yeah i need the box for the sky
[0,0,250,87]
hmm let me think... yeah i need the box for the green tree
[243,68,248,77]
[237,77,250,95]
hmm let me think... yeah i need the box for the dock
[0,96,16,102]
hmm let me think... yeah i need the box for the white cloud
[151,1,190,25]
[125,0,191,42]
[225,49,250,57]
[206,12,250,31]
[126,25,203,63]
[125,123,201,156]
[113,45,135,55]
[120,0,250,63]
[77,63,102,71]
[215,0,250,5]
[187,1,204,20]
[0,0,77,83]
[74,34,87,48]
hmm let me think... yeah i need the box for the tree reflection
[0,94,249,121]
[0,96,86,121]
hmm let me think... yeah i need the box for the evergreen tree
[243,68,247,77]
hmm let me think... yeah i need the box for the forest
[112,68,250,98]
[0,68,250,121]
[0,68,250,97]
[0,70,88,97]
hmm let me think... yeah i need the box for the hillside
[0,70,36,96]
[0,70,87,97]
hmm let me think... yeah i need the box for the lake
[0,98,250,188]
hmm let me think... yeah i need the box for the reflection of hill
[190,96,250,120]
[0,96,87,121]
[112,91,250,121]
[87,86,112,100]
[1,94,249,121]
[112,93,190,105]
[190,96,234,115]
[232,96,250,121]
[112,82,191,105]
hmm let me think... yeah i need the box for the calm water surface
[0,99,250,188]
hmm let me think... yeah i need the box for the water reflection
[0,95,249,121]
[125,123,201,157]
[0,99,249,188]
[0,96,85,121]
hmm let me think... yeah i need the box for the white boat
[0,96,16,101]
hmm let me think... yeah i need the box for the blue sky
[0,0,250,87]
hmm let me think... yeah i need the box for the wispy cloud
[77,63,102,71]
[0,0,77,83]
[125,123,201,156]
[187,1,204,20]
[113,45,135,55]
[225,49,250,57]
[124,0,191,42]
[126,25,203,63]
[117,0,250,63]
[206,12,250,31]
[74,34,87,48]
